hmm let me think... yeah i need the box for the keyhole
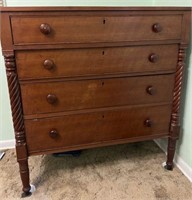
[102,51,105,55]
[103,19,106,24]
[102,115,105,118]
[102,81,104,86]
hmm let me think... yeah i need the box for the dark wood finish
[11,40,183,51]
[23,102,170,120]
[46,94,58,105]
[0,7,191,196]
[0,7,191,12]
[25,104,172,154]
[49,129,59,139]
[20,75,174,115]
[16,45,178,80]
[148,53,159,63]
[39,23,52,35]
[43,59,55,70]
[144,118,153,127]
[146,86,156,95]
[152,23,163,33]
[11,15,182,45]
[165,44,188,170]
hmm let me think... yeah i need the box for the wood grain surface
[11,15,182,45]
[16,44,178,79]
[25,104,172,153]
[20,74,175,115]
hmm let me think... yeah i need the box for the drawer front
[20,75,174,115]
[16,45,178,80]
[25,104,172,153]
[11,15,182,44]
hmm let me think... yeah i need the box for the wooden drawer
[25,104,172,153]
[11,15,182,45]
[20,74,174,115]
[16,44,178,80]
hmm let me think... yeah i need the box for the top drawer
[11,15,182,45]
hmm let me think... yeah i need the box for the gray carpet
[0,141,191,200]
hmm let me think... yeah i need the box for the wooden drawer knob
[149,54,159,63]
[40,23,51,35]
[152,23,163,33]
[146,86,156,95]
[144,119,153,127]
[49,129,58,138]
[47,94,57,104]
[43,59,54,70]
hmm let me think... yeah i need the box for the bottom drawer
[25,104,172,153]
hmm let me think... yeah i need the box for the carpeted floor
[0,141,191,200]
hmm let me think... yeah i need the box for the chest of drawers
[0,7,191,196]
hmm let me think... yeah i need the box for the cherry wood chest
[0,7,191,196]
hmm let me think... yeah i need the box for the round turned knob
[47,94,57,104]
[149,54,159,63]
[43,59,54,70]
[144,119,153,127]
[40,23,51,35]
[152,23,163,33]
[146,86,156,95]
[49,129,58,138]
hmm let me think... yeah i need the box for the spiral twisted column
[166,44,188,170]
[4,53,31,196]
[5,54,26,146]
[170,44,187,138]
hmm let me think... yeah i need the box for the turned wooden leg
[16,143,31,197]
[165,125,180,170]
[18,159,31,197]
[165,137,177,170]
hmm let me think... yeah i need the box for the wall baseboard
[0,139,15,150]
[154,139,192,183]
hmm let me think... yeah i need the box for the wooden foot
[163,162,174,171]
[21,191,32,198]
[21,184,36,198]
